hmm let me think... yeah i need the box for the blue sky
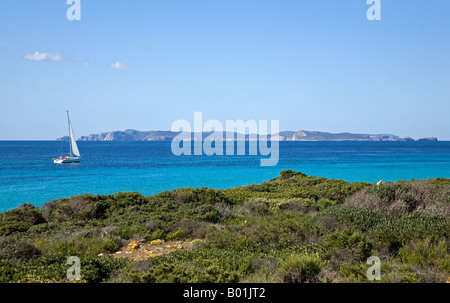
[0,0,449,140]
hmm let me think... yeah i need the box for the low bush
[0,171,448,283]
[277,252,324,283]
[1,203,45,225]
[372,212,449,245]
[310,206,386,233]
[399,238,449,271]
[325,230,374,262]
[43,195,104,222]
[279,201,319,215]
[346,180,450,218]
[0,237,41,260]
[34,236,122,256]
[166,229,186,241]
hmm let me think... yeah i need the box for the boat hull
[53,157,81,164]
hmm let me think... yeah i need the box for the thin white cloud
[24,51,62,62]
[81,62,89,67]
[109,61,130,70]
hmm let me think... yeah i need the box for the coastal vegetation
[0,171,448,283]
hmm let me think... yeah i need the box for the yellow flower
[150,239,164,245]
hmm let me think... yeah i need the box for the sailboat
[53,111,81,164]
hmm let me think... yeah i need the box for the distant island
[57,129,438,142]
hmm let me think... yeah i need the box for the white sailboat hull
[53,156,81,164]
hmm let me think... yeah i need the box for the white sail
[53,111,81,163]
[68,115,81,157]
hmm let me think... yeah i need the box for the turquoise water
[0,141,449,212]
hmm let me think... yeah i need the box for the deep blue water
[0,141,449,212]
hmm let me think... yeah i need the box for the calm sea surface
[0,141,449,212]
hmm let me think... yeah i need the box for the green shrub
[0,222,32,236]
[114,225,148,240]
[132,262,240,283]
[315,198,337,211]
[311,206,386,233]
[366,182,402,200]
[279,170,307,180]
[166,229,186,241]
[99,237,122,253]
[235,202,271,218]
[399,238,449,271]
[199,210,221,223]
[325,230,374,261]
[279,201,319,216]
[1,204,45,225]
[43,196,99,222]
[239,211,308,250]
[171,220,210,239]
[277,252,324,283]
[0,237,41,260]
[205,230,253,251]
[373,212,449,245]
[35,236,122,256]
[337,262,372,283]
[80,256,126,283]
[0,204,46,236]
[149,229,166,241]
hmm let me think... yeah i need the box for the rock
[376,180,384,186]
[127,240,140,250]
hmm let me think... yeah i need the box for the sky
[0,0,449,140]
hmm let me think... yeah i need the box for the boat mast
[67,111,73,157]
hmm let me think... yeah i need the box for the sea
[1,141,449,212]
